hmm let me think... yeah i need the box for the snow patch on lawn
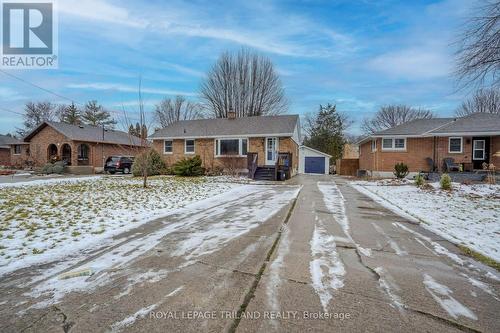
[0,176,237,276]
[423,274,477,320]
[351,181,500,263]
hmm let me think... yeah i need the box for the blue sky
[0,0,479,135]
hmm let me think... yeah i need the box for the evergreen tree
[59,102,82,125]
[128,124,136,136]
[135,122,141,136]
[81,100,117,128]
[303,104,347,161]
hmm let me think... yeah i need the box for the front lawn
[0,176,238,275]
[351,180,500,263]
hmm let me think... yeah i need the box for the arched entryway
[61,144,72,166]
[77,144,90,166]
[47,144,58,163]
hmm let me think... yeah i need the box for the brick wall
[490,135,500,169]
[0,148,10,166]
[26,125,143,169]
[435,136,472,170]
[153,136,299,175]
[359,137,434,172]
[360,135,500,173]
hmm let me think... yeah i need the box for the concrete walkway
[239,175,499,332]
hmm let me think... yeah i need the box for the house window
[448,137,462,153]
[215,138,248,156]
[185,139,195,154]
[78,144,89,160]
[164,140,173,154]
[381,138,406,151]
[382,138,393,149]
[13,145,21,155]
[371,139,377,152]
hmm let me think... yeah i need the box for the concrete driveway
[0,175,498,332]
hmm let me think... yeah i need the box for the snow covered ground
[0,175,239,275]
[351,180,500,262]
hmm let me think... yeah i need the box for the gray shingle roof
[0,134,24,148]
[149,115,299,139]
[374,118,453,136]
[24,122,145,146]
[429,112,500,134]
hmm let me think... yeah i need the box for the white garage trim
[299,145,332,175]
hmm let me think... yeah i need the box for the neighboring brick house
[358,113,500,177]
[20,121,146,173]
[149,114,301,180]
[0,134,28,167]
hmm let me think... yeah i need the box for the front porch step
[253,166,276,181]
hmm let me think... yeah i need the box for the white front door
[265,137,278,165]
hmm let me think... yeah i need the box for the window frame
[13,145,21,155]
[215,138,248,157]
[448,137,463,154]
[163,140,173,154]
[381,137,406,151]
[371,139,377,152]
[184,139,195,154]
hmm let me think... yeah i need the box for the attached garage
[299,146,331,175]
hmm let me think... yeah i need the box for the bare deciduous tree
[154,95,205,127]
[200,48,288,118]
[17,101,56,136]
[361,105,434,134]
[455,1,500,88]
[456,88,500,116]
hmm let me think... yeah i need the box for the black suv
[104,156,134,174]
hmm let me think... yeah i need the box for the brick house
[19,121,146,173]
[149,114,301,180]
[0,134,28,167]
[358,113,500,177]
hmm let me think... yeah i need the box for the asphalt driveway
[0,175,498,332]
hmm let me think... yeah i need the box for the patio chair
[443,158,460,172]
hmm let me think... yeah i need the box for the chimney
[228,108,236,120]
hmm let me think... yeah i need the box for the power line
[0,69,82,105]
[0,106,24,116]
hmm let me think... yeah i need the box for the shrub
[42,163,53,174]
[52,165,64,174]
[393,163,409,179]
[414,173,425,187]
[173,155,204,176]
[440,173,452,190]
[132,150,166,177]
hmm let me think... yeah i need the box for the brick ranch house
[358,112,500,177]
[0,134,28,167]
[149,114,302,180]
[15,121,145,173]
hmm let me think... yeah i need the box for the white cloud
[67,83,196,96]
[368,48,452,79]
[58,0,353,58]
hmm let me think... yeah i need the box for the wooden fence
[336,158,359,176]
